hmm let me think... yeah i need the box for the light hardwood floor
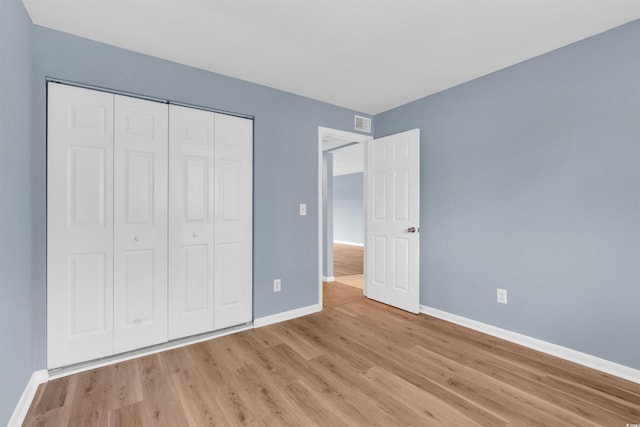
[24,286,640,426]
[324,242,364,308]
[332,242,363,278]
[323,280,364,309]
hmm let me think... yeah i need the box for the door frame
[317,127,372,308]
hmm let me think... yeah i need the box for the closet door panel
[113,95,168,353]
[214,114,253,329]
[168,105,215,339]
[183,244,209,309]
[47,83,115,369]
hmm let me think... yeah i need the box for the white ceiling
[22,0,640,115]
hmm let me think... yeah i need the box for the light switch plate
[299,203,307,216]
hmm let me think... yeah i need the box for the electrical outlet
[273,279,281,292]
[497,288,508,304]
[299,203,307,216]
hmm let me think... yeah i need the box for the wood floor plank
[332,242,363,277]
[170,367,227,426]
[245,326,285,349]
[64,367,117,426]
[449,348,635,425]
[489,341,640,396]
[108,361,144,410]
[268,321,326,360]
[542,375,640,420]
[23,405,71,427]
[26,376,71,415]
[281,380,354,427]
[107,402,144,427]
[296,304,509,426]
[135,353,190,426]
[285,316,377,373]
[361,366,485,427]
[187,344,258,425]
[410,344,602,427]
[232,363,320,426]
[203,335,257,372]
[24,285,640,426]
[252,344,379,425]
[307,353,426,427]
[322,281,364,308]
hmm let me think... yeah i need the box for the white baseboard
[8,369,48,427]
[323,276,335,282]
[333,240,364,247]
[420,305,640,385]
[254,303,322,328]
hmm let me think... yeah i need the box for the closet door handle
[133,236,140,241]
[193,233,198,238]
[407,227,417,233]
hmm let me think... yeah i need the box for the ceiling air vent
[354,115,372,133]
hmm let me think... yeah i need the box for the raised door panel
[182,244,210,310]
[68,146,108,226]
[113,95,168,353]
[369,144,391,294]
[214,114,253,329]
[68,253,108,334]
[168,105,215,339]
[47,83,114,368]
[184,156,209,221]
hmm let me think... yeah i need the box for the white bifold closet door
[47,84,115,369]
[213,114,253,329]
[47,84,169,368]
[113,95,168,353]
[48,83,253,369]
[168,106,253,337]
[168,105,216,339]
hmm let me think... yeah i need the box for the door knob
[193,233,198,238]
[133,236,140,241]
[407,227,417,233]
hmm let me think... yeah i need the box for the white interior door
[47,83,115,368]
[168,105,216,339]
[365,129,420,313]
[113,95,168,353]
[213,114,253,329]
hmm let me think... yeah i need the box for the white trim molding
[333,240,364,247]
[420,305,640,385]
[254,303,321,328]
[323,276,335,282]
[8,369,49,427]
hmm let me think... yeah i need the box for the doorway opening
[317,127,372,309]
[326,242,364,308]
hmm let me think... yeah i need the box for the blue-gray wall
[375,20,640,369]
[30,25,370,369]
[333,172,364,245]
[2,8,639,423]
[0,0,34,424]
[322,152,334,278]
